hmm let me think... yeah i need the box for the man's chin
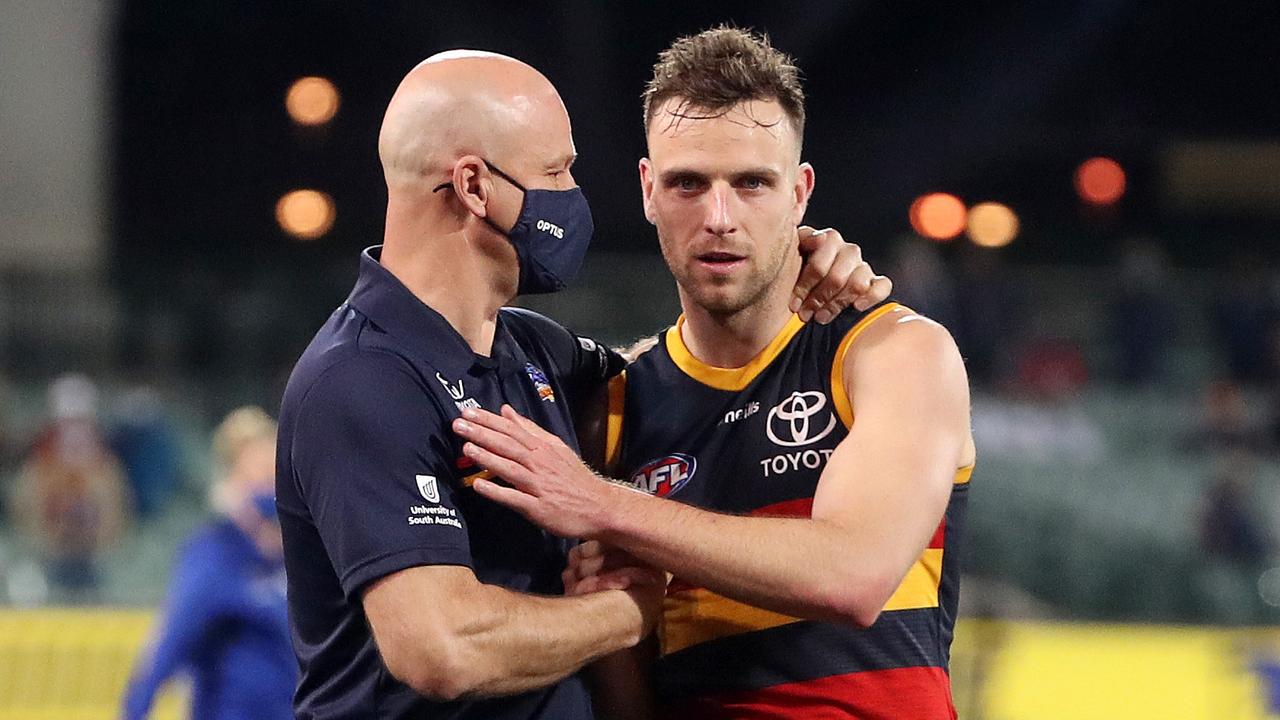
[684,285,751,317]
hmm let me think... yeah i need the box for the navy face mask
[434,160,594,295]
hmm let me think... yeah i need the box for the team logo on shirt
[524,363,556,402]
[630,454,697,497]
[766,391,837,447]
[416,474,440,503]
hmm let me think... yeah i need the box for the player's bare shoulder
[840,306,970,436]
[843,306,963,378]
[840,306,974,464]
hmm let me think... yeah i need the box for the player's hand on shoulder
[793,226,893,324]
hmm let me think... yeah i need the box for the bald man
[276,51,887,720]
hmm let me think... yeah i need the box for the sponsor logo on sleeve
[407,474,462,529]
[416,474,440,503]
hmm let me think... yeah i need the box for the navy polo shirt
[276,247,622,720]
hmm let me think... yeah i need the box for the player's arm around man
[452,306,973,627]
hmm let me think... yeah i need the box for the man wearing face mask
[275,50,888,720]
[123,407,294,720]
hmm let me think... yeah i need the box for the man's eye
[677,178,701,192]
[740,177,764,190]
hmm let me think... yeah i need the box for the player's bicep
[812,314,969,556]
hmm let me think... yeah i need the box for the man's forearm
[448,584,647,698]
[599,488,886,624]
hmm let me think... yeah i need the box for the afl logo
[630,454,696,497]
[766,391,837,447]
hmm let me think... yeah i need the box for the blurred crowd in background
[0,9,1278,718]
[0,231,1278,629]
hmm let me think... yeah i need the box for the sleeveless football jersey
[608,302,971,719]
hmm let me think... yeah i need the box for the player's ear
[639,157,657,225]
[792,162,815,226]
[450,155,492,220]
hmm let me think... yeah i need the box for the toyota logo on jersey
[766,391,837,447]
[630,454,697,497]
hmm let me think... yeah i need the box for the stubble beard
[662,228,794,320]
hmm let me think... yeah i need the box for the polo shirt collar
[346,246,520,377]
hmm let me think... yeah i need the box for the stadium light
[966,202,1019,248]
[276,189,335,240]
[1074,157,1126,206]
[285,76,340,126]
[909,193,966,241]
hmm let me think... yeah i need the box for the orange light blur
[1074,157,1126,205]
[276,189,335,240]
[966,202,1019,248]
[285,77,340,126]
[909,193,967,241]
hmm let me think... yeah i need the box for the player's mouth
[695,251,747,274]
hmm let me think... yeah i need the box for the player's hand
[792,226,892,323]
[564,541,666,640]
[453,405,628,539]
[562,540,664,595]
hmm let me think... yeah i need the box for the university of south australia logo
[766,391,837,447]
[416,474,440,503]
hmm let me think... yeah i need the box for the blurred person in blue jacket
[122,407,294,720]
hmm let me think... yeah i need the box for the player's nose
[702,183,737,236]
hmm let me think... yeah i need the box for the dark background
[113,0,1280,288]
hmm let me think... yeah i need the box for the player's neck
[381,207,507,357]
[678,268,799,369]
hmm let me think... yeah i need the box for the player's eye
[738,176,768,190]
[668,175,705,193]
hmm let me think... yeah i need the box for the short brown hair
[643,26,805,143]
